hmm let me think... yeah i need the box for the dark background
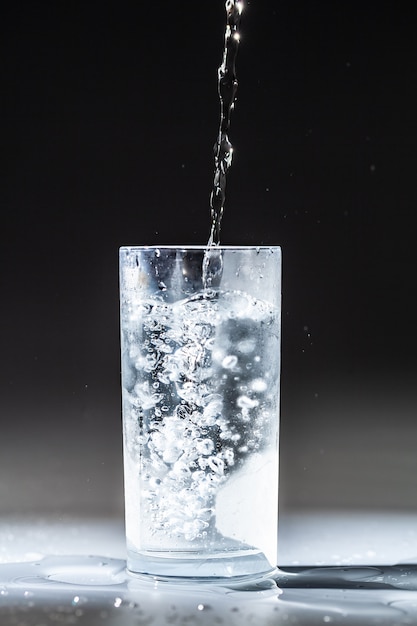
[2,1,417,518]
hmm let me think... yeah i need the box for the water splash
[202,1,243,289]
[208,0,243,247]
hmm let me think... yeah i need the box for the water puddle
[1,556,417,624]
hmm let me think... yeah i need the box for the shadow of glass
[276,564,417,590]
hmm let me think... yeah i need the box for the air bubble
[237,338,256,354]
[250,378,267,392]
[237,395,259,409]
[207,456,225,475]
[222,355,238,369]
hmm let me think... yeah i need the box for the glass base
[126,547,276,582]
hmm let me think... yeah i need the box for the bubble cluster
[121,289,279,542]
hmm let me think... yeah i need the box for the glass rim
[120,245,281,251]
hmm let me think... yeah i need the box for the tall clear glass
[119,246,281,580]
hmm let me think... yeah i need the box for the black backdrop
[2,1,417,516]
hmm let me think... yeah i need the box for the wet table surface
[1,512,417,625]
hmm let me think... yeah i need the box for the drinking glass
[119,245,281,580]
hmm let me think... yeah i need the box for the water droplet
[250,378,267,392]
